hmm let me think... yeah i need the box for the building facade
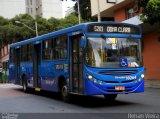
[90,0,160,80]
[0,0,26,19]
[25,0,63,19]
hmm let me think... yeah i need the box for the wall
[42,0,63,19]
[90,0,125,17]
[0,0,26,18]
[114,7,126,21]
[142,32,160,80]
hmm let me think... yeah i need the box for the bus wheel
[61,82,70,102]
[22,77,28,93]
[104,94,117,101]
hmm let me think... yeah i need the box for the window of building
[126,7,134,19]
[27,8,29,13]
[31,8,32,14]
[26,0,29,5]
[106,0,116,3]
[30,0,32,5]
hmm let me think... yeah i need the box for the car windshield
[85,37,142,68]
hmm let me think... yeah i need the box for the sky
[62,0,76,17]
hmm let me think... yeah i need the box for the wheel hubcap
[62,85,67,97]
[23,82,26,91]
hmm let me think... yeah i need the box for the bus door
[15,48,20,84]
[33,43,41,88]
[70,34,83,93]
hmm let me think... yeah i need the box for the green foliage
[58,13,80,29]
[72,0,96,21]
[0,13,81,47]
[137,0,160,24]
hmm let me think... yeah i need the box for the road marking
[0,84,21,88]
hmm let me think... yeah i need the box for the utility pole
[35,20,38,37]
[97,0,101,22]
[15,21,38,37]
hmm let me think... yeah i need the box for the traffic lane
[0,87,79,113]
[71,88,160,113]
[0,85,27,99]
[0,84,160,113]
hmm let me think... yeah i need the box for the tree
[137,0,160,24]
[73,0,96,21]
[58,12,81,29]
[48,17,60,31]
[0,12,85,47]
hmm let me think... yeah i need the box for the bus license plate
[115,86,125,91]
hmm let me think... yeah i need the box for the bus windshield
[85,37,142,68]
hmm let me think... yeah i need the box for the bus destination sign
[87,24,140,34]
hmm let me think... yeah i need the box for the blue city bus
[9,22,144,102]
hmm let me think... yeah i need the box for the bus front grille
[99,70,138,76]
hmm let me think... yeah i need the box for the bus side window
[42,39,53,60]
[53,35,67,60]
[10,48,15,63]
[28,44,32,61]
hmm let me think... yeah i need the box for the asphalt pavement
[0,83,160,119]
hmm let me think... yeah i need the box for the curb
[145,79,160,89]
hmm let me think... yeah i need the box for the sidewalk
[145,79,160,89]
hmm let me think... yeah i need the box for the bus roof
[10,22,141,48]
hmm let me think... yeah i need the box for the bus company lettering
[93,25,131,33]
[107,26,131,33]
[45,80,55,85]
[55,64,64,70]
[115,76,136,80]
[126,76,136,80]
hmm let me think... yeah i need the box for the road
[0,84,160,119]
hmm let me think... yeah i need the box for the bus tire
[104,94,117,101]
[60,81,70,102]
[22,76,28,93]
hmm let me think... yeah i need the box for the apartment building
[25,0,63,19]
[0,0,26,19]
[90,0,160,80]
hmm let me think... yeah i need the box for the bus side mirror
[80,36,86,49]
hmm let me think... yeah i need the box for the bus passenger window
[42,39,52,60]
[53,35,67,60]
[27,44,32,61]
[10,48,15,63]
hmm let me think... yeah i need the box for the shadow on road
[69,95,136,108]
[14,88,137,108]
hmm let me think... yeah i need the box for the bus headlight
[86,74,103,85]
[94,79,97,83]
[141,74,144,78]
[99,80,103,85]
[88,75,93,80]
[138,78,142,82]
[134,77,143,83]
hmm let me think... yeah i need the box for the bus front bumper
[84,79,144,95]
